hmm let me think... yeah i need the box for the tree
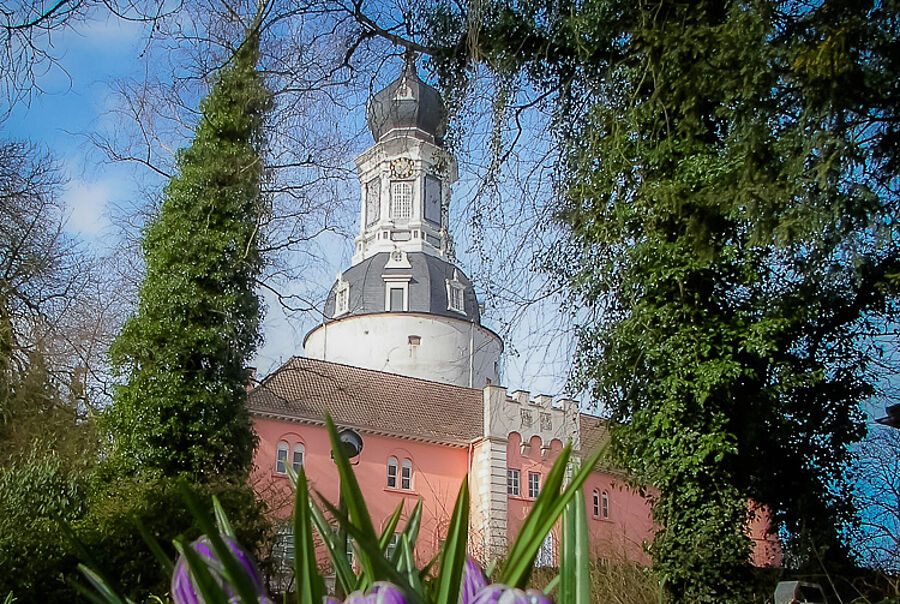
[104,23,272,480]
[419,0,900,600]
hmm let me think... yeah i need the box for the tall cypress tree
[106,30,270,479]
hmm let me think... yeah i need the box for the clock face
[390,157,415,178]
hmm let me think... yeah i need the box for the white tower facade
[304,63,503,388]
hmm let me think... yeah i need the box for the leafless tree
[852,425,900,572]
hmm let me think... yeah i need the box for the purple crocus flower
[335,582,408,603]
[462,558,489,602]
[468,584,553,604]
[171,535,272,604]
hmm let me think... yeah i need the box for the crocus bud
[461,559,489,603]
[171,535,271,604]
[469,584,553,604]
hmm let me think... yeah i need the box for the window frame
[292,444,305,472]
[601,490,609,520]
[507,468,521,496]
[528,471,541,499]
[275,442,289,474]
[335,281,350,315]
[387,457,398,488]
[390,180,413,223]
[401,459,413,490]
[592,489,601,517]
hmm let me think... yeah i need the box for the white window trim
[384,279,410,312]
[276,442,289,474]
[292,444,305,472]
[528,471,541,499]
[601,490,609,520]
[335,280,350,316]
[387,457,398,488]
[507,468,521,496]
[400,459,413,490]
[390,180,414,223]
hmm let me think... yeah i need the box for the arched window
[601,490,609,520]
[276,442,289,474]
[593,489,601,517]
[387,457,398,488]
[401,459,413,490]
[292,444,305,472]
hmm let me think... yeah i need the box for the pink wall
[505,433,654,566]
[252,417,780,569]
[252,416,469,564]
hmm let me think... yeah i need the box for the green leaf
[132,514,175,576]
[433,477,469,604]
[307,495,356,595]
[379,501,404,554]
[560,488,590,604]
[177,480,262,603]
[292,468,325,604]
[212,496,236,538]
[74,565,132,604]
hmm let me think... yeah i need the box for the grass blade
[499,447,602,588]
[293,468,325,604]
[560,488,590,603]
[433,477,469,604]
[177,480,262,603]
[307,495,356,594]
[379,501,404,553]
[132,514,175,575]
[212,496,236,538]
[75,565,131,604]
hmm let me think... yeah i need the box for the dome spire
[366,57,446,145]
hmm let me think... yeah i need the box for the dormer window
[446,271,465,313]
[390,181,413,222]
[335,280,350,315]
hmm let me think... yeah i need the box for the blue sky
[2,10,576,398]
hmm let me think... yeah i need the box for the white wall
[304,313,502,388]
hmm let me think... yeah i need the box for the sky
[2,9,576,400]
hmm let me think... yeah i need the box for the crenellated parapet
[483,385,580,453]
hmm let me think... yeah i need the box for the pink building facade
[247,359,781,570]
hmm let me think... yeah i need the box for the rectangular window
[401,461,412,490]
[528,472,541,499]
[389,287,405,311]
[424,175,441,225]
[387,461,398,488]
[507,469,521,496]
[386,534,401,560]
[335,283,349,315]
[390,181,412,222]
[276,446,288,474]
[448,281,464,312]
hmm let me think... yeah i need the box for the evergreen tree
[105,29,271,480]
[427,0,899,599]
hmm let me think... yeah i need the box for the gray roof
[320,252,481,324]
[366,66,445,145]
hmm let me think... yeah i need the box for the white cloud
[63,179,113,236]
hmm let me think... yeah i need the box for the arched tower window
[592,489,601,517]
[601,490,609,520]
[387,457,398,488]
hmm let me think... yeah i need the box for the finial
[402,48,419,73]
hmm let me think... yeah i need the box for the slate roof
[318,252,481,326]
[247,357,484,445]
[367,65,446,145]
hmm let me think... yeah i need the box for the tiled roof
[579,413,610,457]
[247,357,484,445]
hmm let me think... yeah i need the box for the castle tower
[304,60,503,388]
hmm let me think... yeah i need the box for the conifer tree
[105,29,270,479]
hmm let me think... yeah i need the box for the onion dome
[366,61,446,145]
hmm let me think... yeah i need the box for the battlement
[483,385,581,452]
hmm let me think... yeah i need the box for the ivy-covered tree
[105,28,271,480]
[424,0,900,600]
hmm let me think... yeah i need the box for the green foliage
[0,451,90,602]
[428,0,899,600]
[104,30,272,479]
